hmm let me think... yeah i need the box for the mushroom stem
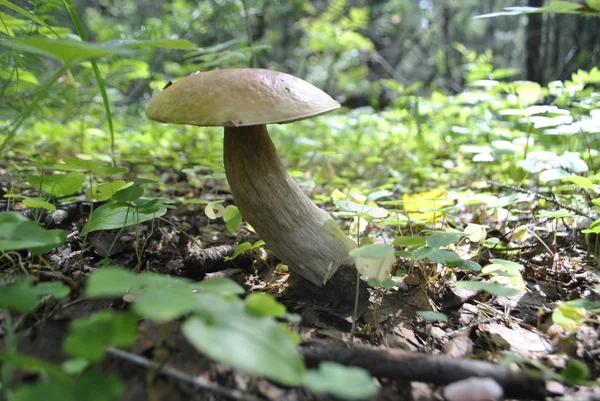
[223,125,356,286]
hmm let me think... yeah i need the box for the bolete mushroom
[146,68,356,286]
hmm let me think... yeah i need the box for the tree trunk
[526,0,544,83]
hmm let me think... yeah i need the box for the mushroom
[146,68,356,286]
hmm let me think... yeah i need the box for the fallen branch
[184,244,270,278]
[300,346,546,400]
[105,346,266,401]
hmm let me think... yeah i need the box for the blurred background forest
[6,0,600,111]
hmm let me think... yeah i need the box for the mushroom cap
[146,68,340,127]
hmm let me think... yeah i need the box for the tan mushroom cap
[146,68,340,127]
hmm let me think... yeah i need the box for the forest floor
[3,167,600,401]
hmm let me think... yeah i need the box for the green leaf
[426,231,465,249]
[552,301,587,331]
[223,205,242,232]
[0,278,69,313]
[81,199,167,235]
[28,172,85,197]
[64,312,138,361]
[302,362,377,400]
[59,160,126,176]
[245,293,286,317]
[334,199,388,219]
[183,295,305,386]
[489,259,524,271]
[22,197,56,211]
[193,277,245,296]
[560,360,590,385]
[447,259,482,271]
[0,0,58,35]
[0,212,66,254]
[105,38,196,50]
[454,281,522,297]
[91,181,128,201]
[416,311,449,322]
[113,185,143,202]
[365,190,393,204]
[225,242,253,261]
[538,209,574,219]
[563,175,595,190]
[0,279,40,312]
[393,235,426,248]
[85,267,141,298]
[132,283,197,322]
[12,368,124,401]
[61,358,90,374]
[349,243,395,259]
[2,36,131,64]
[414,246,462,264]
[204,202,225,219]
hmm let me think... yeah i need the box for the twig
[300,346,546,400]
[486,180,593,220]
[105,347,266,401]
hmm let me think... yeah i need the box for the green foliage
[11,368,123,401]
[64,312,138,361]
[454,281,521,297]
[302,362,378,400]
[0,278,69,313]
[0,212,66,254]
[81,198,168,235]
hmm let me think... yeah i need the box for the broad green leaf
[12,368,123,401]
[92,181,128,201]
[351,244,396,281]
[453,281,522,297]
[365,190,393,204]
[223,205,242,232]
[85,267,141,297]
[2,37,131,64]
[417,311,448,322]
[132,284,197,322]
[334,199,388,219]
[28,172,85,197]
[225,242,253,260]
[204,202,225,219]
[193,277,245,296]
[489,259,524,271]
[0,212,66,253]
[447,259,482,271]
[113,185,143,202]
[81,198,167,235]
[393,236,426,248]
[415,246,462,264]
[0,278,69,313]
[61,358,90,374]
[563,175,595,190]
[560,360,591,385]
[245,293,287,317]
[2,37,196,65]
[552,301,587,331]
[183,296,305,386]
[64,312,138,361]
[538,209,574,219]
[350,243,395,259]
[302,363,377,400]
[22,197,56,211]
[426,231,465,249]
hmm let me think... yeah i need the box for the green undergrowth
[1,0,600,399]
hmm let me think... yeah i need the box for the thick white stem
[223,125,356,286]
